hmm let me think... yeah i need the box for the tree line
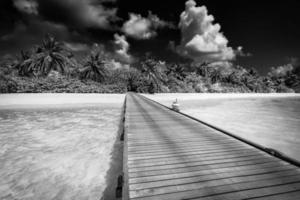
[1,35,299,93]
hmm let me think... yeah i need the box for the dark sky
[1,0,300,74]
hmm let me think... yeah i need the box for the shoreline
[0,93,126,109]
[142,93,300,107]
[143,93,300,100]
[1,93,300,109]
[1,93,300,105]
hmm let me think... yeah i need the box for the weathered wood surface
[123,93,300,200]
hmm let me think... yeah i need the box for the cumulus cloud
[13,0,38,15]
[114,34,133,63]
[122,12,174,40]
[177,0,240,63]
[106,59,130,70]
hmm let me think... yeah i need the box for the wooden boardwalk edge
[122,94,129,200]
[137,93,300,168]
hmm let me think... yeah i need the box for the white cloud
[122,13,154,39]
[106,60,130,70]
[177,0,240,63]
[72,0,117,29]
[64,42,89,52]
[13,0,38,15]
[236,46,252,57]
[50,0,118,29]
[148,12,175,29]
[114,34,133,63]
[269,64,294,77]
[122,12,174,40]
[16,0,118,29]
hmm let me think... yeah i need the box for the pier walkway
[122,93,300,200]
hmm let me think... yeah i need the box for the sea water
[0,105,121,200]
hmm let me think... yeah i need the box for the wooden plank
[127,140,237,148]
[132,178,300,200]
[129,155,265,172]
[129,162,292,184]
[128,145,249,156]
[130,174,300,199]
[130,168,299,190]
[128,148,257,161]
[127,143,246,153]
[128,145,256,155]
[129,157,277,178]
[243,190,300,200]
[129,151,266,167]
[128,142,246,152]
[127,138,240,145]
[127,138,236,145]
[128,152,264,168]
[189,183,300,200]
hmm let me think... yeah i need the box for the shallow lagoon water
[0,104,122,200]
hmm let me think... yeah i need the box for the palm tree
[140,59,165,93]
[80,53,107,82]
[15,50,30,70]
[166,63,186,81]
[195,62,211,78]
[210,68,222,84]
[125,68,142,92]
[18,34,70,77]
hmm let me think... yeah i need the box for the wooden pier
[122,93,300,200]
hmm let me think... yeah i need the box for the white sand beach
[143,93,300,102]
[0,93,125,108]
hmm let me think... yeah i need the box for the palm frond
[18,34,71,77]
[80,53,107,82]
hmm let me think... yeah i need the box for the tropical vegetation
[1,35,299,93]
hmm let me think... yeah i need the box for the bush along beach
[0,34,299,94]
